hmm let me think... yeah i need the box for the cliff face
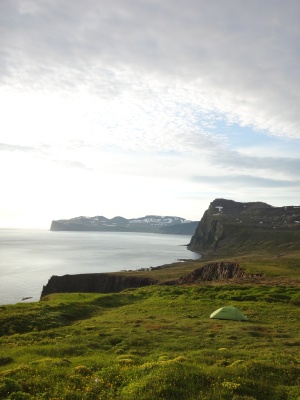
[41,273,158,297]
[40,262,263,297]
[188,198,300,255]
[177,262,253,284]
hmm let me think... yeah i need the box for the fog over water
[0,229,199,305]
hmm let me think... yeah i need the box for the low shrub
[0,356,13,366]
[9,392,31,400]
[0,378,22,396]
[290,293,300,305]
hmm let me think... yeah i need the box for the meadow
[0,251,299,399]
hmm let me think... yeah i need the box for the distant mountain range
[50,215,199,235]
[188,198,300,255]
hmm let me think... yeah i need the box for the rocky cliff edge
[188,198,300,255]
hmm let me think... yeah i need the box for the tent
[210,306,247,321]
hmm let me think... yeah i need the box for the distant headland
[188,198,300,255]
[50,215,199,235]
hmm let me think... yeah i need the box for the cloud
[0,0,299,227]
[0,143,39,153]
[192,174,300,189]
[1,0,300,140]
[0,77,222,155]
[207,147,300,180]
[189,171,300,209]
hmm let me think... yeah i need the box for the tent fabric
[210,306,247,321]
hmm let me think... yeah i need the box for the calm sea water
[0,229,199,305]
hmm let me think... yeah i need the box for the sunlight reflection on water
[0,229,199,304]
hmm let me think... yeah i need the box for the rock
[41,273,158,297]
[177,262,249,284]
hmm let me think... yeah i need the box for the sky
[0,0,300,228]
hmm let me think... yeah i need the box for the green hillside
[0,251,299,399]
[188,199,300,255]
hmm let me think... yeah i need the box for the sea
[0,229,200,305]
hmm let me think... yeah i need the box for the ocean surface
[0,229,200,305]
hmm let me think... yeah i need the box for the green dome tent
[210,306,247,321]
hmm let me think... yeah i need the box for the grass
[0,275,299,399]
[114,249,300,282]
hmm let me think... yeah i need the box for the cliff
[41,273,158,297]
[188,198,300,255]
[41,262,264,297]
[50,215,198,235]
[176,262,260,284]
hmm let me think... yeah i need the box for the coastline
[0,230,198,305]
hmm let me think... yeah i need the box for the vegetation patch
[0,253,299,399]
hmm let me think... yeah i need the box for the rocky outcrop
[176,262,252,284]
[41,273,158,297]
[188,198,300,255]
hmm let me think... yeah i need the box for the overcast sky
[1,0,299,228]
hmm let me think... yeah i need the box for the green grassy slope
[112,249,300,282]
[0,261,300,399]
[188,199,300,256]
[213,223,300,255]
